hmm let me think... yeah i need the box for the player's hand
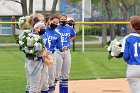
[62,46,68,51]
[43,55,54,66]
[44,61,53,66]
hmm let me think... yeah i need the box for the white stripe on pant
[26,59,47,93]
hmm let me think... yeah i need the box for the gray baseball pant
[126,64,140,93]
[26,59,46,93]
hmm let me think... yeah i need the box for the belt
[36,57,43,61]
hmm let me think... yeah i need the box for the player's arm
[70,36,76,42]
[70,27,76,42]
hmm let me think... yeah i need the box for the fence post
[11,16,16,36]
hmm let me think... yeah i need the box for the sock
[62,79,68,93]
[54,79,58,89]
[41,90,48,93]
[59,79,64,93]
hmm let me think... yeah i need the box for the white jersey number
[134,42,140,57]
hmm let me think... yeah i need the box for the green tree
[102,0,115,40]
[134,0,140,15]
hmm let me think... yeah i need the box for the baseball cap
[33,21,44,29]
[67,17,74,21]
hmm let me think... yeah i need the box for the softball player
[41,15,61,93]
[24,21,47,93]
[67,17,79,33]
[54,15,76,93]
[122,16,140,93]
[25,13,45,93]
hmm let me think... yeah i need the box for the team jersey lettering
[133,42,140,57]
[60,33,70,46]
[48,36,58,48]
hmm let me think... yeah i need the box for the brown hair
[46,14,60,26]
[49,14,60,21]
[60,14,67,19]
[130,16,140,34]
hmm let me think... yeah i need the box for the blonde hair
[27,13,44,28]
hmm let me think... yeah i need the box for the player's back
[123,32,140,65]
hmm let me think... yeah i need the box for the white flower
[33,34,40,41]
[34,38,39,41]
[28,33,33,37]
[19,30,31,40]
[106,37,123,58]
[29,50,34,54]
[18,40,24,45]
[23,30,31,33]
[27,37,35,47]
[35,43,43,51]
[24,47,30,53]
[111,52,114,56]
[17,31,44,60]
[19,19,25,24]
[18,33,24,40]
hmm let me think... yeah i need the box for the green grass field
[0,35,98,43]
[0,45,126,93]
[0,36,17,43]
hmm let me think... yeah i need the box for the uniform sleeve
[41,33,47,44]
[123,38,130,62]
[70,27,76,37]
[121,36,127,52]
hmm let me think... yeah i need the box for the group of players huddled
[17,12,140,93]
[17,13,77,93]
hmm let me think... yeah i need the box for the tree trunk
[103,0,115,40]
[134,0,139,15]
[118,0,131,34]
[101,0,107,46]
[51,0,58,14]
[21,0,27,15]
[42,0,46,16]
[29,0,33,15]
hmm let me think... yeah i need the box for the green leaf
[25,54,36,60]
[108,54,113,60]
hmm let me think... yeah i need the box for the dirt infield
[55,78,131,93]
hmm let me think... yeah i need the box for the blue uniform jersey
[41,27,61,53]
[55,25,76,50]
[122,32,140,65]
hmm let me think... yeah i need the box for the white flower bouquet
[17,16,30,30]
[17,31,45,60]
[106,37,123,60]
